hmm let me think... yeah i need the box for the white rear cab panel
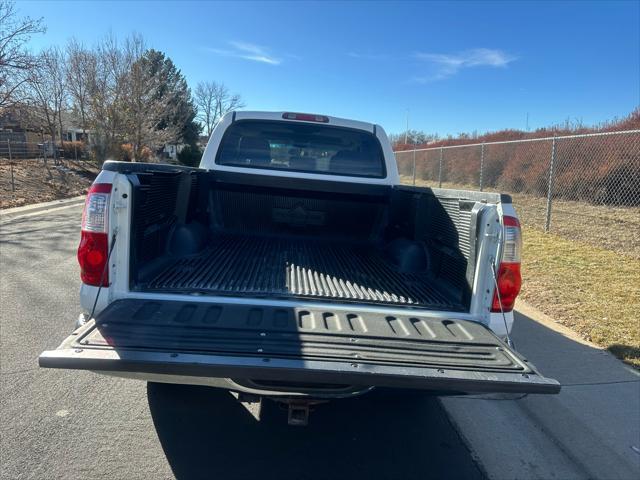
[199,111,399,185]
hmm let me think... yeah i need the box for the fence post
[412,144,417,186]
[438,147,443,187]
[74,142,78,161]
[479,143,485,191]
[8,139,15,192]
[544,136,557,232]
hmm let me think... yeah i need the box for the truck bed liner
[145,233,463,310]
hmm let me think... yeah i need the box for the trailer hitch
[288,402,311,426]
[236,394,325,426]
[276,399,328,426]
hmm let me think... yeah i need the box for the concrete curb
[0,196,85,221]
[515,300,599,347]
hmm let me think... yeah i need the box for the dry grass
[401,175,640,258]
[511,194,640,259]
[0,159,99,209]
[520,228,640,367]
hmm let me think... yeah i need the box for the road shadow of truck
[147,383,484,480]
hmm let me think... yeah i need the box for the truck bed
[143,233,464,311]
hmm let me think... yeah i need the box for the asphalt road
[0,205,484,480]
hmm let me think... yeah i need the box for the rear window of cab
[215,120,386,178]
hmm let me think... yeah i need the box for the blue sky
[17,0,640,135]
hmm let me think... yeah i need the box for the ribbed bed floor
[147,233,463,310]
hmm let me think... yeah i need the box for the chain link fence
[0,140,99,209]
[395,130,640,257]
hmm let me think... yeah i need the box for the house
[0,108,45,158]
[1,107,93,159]
[61,111,93,144]
[198,135,209,147]
[162,143,186,161]
[63,127,92,143]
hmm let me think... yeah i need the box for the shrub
[60,141,86,159]
[119,144,153,162]
[119,143,134,162]
[394,108,640,206]
[177,144,202,167]
[140,146,153,161]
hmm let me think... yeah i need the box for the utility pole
[526,112,530,131]
[404,109,409,144]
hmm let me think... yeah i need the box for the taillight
[491,215,522,312]
[78,183,112,286]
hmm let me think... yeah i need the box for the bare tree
[121,34,149,160]
[194,81,216,137]
[0,0,45,109]
[86,33,131,159]
[194,81,244,137]
[66,38,94,137]
[23,47,67,161]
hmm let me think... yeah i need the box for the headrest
[237,137,271,166]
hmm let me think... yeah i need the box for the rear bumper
[39,299,560,395]
[95,371,375,398]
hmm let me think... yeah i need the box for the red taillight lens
[491,262,521,312]
[491,215,522,313]
[78,183,111,286]
[78,231,109,286]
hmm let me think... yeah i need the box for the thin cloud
[347,51,389,60]
[413,48,517,81]
[206,41,282,65]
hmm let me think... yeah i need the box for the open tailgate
[39,299,560,394]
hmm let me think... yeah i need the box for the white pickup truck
[40,111,559,422]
